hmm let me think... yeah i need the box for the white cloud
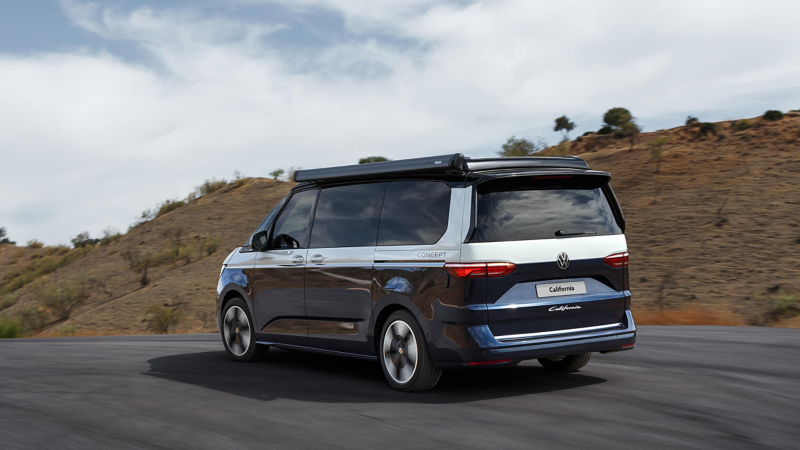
[1,0,800,245]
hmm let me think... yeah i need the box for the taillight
[604,252,629,268]
[444,262,516,278]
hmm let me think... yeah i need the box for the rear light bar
[621,343,635,349]
[467,358,513,366]
[604,252,629,268]
[444,262,516,279]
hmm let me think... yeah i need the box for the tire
[538,353,592,372]
[220,298,268,362]
[379,310,442,392]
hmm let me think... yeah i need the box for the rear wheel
[221,298,267,362]
[538,353,591,372]
[379,310,441,392]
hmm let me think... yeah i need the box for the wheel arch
[217,284,253,332]
[372,295,431,355]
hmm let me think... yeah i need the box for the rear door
[461,174,628,339]
[304,182,386,354]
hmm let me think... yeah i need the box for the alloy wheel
[382,320,419,384]
[223,306,251,356]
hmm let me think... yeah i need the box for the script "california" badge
[549,305,582,312]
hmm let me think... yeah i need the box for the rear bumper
[434,310,636,368]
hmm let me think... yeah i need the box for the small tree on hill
[71,232,98,248]
[269,169,285,182]
[358,156,390,164]
[617,121,641,151]
[646,137,670,173]
[603,107,633,130]
[498,136,546,157]
[554,115,576,142]
[763,110,784,121]
[685,116,699,125]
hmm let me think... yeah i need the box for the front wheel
[221,298,267,362]
[379,310,442,392]
[538,353,591,372]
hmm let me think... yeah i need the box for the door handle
[292,255,304,264]
[310,254,324,264]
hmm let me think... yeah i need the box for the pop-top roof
[292,153,589,183]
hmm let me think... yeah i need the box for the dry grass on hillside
[1,112,799,337]
[1,179,292,337]
[555,113,800,327]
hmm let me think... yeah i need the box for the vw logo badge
[556,252,570,270]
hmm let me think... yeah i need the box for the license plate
[536,281,586,298]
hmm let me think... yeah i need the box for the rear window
[473,176,621,243]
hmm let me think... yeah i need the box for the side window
[248,194,289,245]
[270,190,317,249]
[309,183,386,248]
[377,181,451,246]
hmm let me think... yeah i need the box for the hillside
[1,113,799,337]
[1,179,292,335]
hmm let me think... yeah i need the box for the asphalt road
[1,327,798,449]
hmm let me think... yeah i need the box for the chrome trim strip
[373,262,445,267]
[495,322,623,342]
[255,341,377,361]
[467,291,630,311]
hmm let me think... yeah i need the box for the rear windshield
[473,176,621,243]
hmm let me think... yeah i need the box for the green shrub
[597,125,614,135]
[358,156,390,164]
[581,131,596,136]
[40,276,89,320]
[763,110,784,121]
[53,323,78,336]
[156,199,185,218]
[0,246,93,294]
[196,178,228,196]
[269,169,285,182]
[0,317,21,339]
[203,237,222,256]
[20,307,49,334]
[685,116,699,125]
[770,292,798,316]
[27,240,44,249]
[1,292,19,311]
[71,232,99,248]
[733,119,751,131]
[147,305,182,334]
[99,227,123,247]
[699,122,717,135]
[497,136,546,157]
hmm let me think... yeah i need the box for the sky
[1,0,800,246]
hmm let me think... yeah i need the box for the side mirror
[252,230,269,251]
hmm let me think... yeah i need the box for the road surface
[1,326,798,449]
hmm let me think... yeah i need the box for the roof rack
[464,156,588,172]
[293,154,466,182]
[292,154,589,183]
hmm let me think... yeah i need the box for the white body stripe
[460,234,627,264]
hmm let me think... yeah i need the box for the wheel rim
[223,306,251,357]
[382,320,418,384]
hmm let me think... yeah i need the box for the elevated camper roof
[292,154,590,183]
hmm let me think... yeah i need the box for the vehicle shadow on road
[145,348,605,403]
